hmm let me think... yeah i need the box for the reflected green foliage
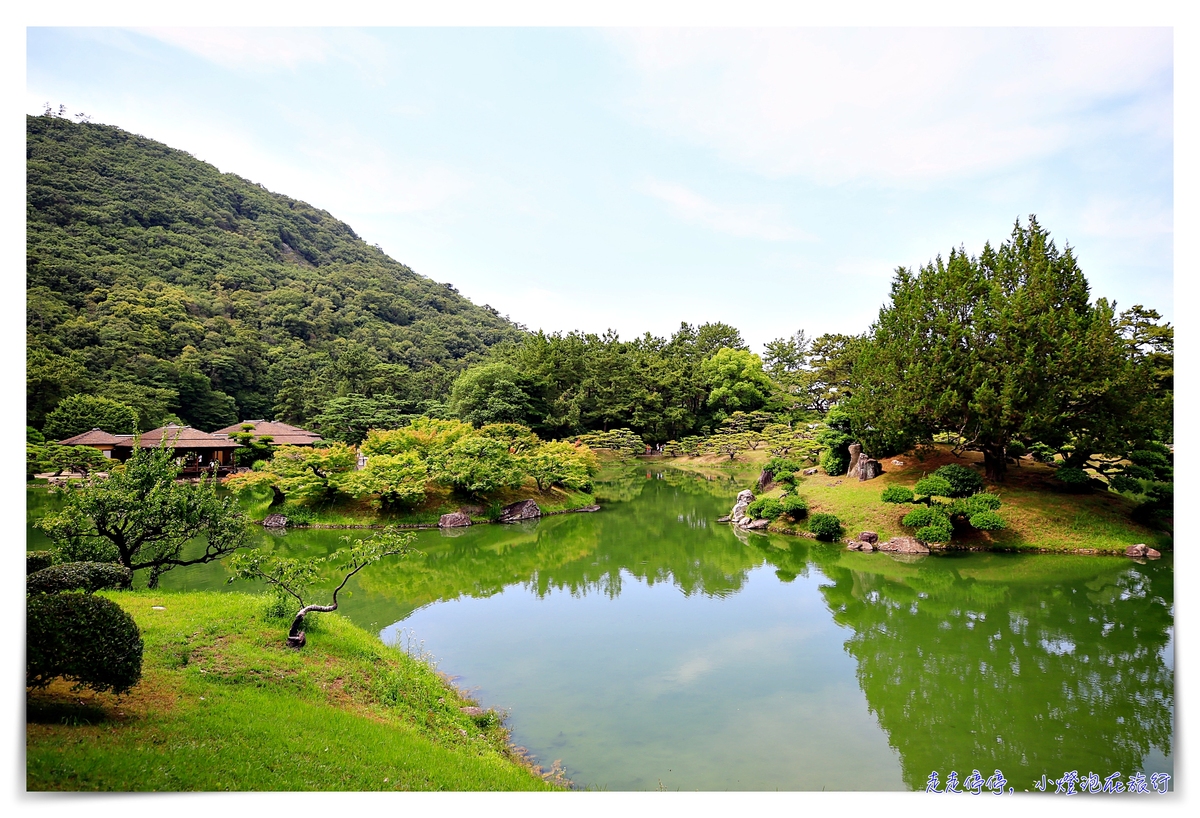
[817,555,1173,789]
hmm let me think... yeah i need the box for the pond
[26,467,1174,791]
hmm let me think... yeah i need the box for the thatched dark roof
[213,420,323,446]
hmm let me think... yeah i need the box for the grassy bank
[26,591,561,791]
[659,446,1169,553]
[239,482,597,528]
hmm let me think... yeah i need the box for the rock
[438,511,472,528]
[878,536,930,555]
[757,469,773,492]
[497,499,542,523]
[460,706,484,717]
[847,443,862,478]
[716,515,732,523]
[744,518,771,530]
[846,541,862,551]
[262,513,289,529]
[729,489,755,525]
[1125,543,1162,559]
[803,468,819,476]
[858,531,879,544]
[574,505,601,513]
[859,542,875,553]
[892,460,906,466]
[856,457,883,481]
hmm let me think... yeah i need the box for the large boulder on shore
[262,514,289,529]
[877,536,930,554]
[743,518,771,531]
[439,511,472,528]
[1125,543,1162,558]
[498,499,542,523]
[729,489,755,525]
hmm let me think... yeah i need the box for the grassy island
[26,591,560,791]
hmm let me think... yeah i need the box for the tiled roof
[120,424,238,449]
[57,428,124,446]
[212,420,323,445]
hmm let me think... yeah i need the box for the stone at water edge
[262,513,289,529]
[1125,543,1162,559]
[744,518,771,530]
[729,489,755,526]
[716,515,732,523]
[878,535,930,555]
[574,505,601,513]
[858,531,879,544]
[859,542,875,552]
[498,499,542,523]
[439,511,472,528]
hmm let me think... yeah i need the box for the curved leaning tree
[37,445,249,588]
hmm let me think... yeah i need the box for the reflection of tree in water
[816,557,1173,790]
[357,468,790,614]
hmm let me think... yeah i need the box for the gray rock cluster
[1125,543,1162,558]
[262,513,289,529]
[438,510,472,528]
[724,489,770,531]
[847,534,930,554]
[498,499,542,523]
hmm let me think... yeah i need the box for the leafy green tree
[360,417,474,459]
[849,217,1147,481]
[342,452,428,510]
[429,436,524,498]
[229,424,276,467]
[314,394,409,445]
[519,441,600,491]
[225,443,358,505]
[701,348,773,418]
[228,528,416,646]
[43,395,138,440]
[37,445,248,587]
[46,444,109,477]
[448,362,536,427]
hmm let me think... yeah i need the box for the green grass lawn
[665,445,1169,553]
[26,591,560,791]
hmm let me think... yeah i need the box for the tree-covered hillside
[27,114,524,432]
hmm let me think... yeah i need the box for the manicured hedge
[808,513,843,541]
[27,562,132,595]
[26,551,54,575]
[933,464,984,497]
[27,593,143,694]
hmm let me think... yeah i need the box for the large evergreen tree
[849,217,1162,482]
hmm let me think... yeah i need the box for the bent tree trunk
[288,603,338,648]
[982,444,1007,483]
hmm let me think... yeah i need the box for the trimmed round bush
[1121,464,1156,481]
[808,513,843,541]
[26,551,54,575]
[779,494,808,519]
[765,457,801,477]
[916,522,953,543]
[1108,474,1141,495]
[747,497,784,520]
[914,475,954,497]
[820,449,849,477]
[1028,443,1057,463]
[968,511,1006,531]
[27,562,132,595]
[27,593,143,694]
[901,506,945,528]
[1055,466,1092,491]
[934,464,985,497]
[967,492,1002,511]
[1006,441,1027,459]
[880,486,914,504]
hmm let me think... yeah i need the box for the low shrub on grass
[933,464,984,497]
[1055,467,1092,492]
[914,475,954,498]
[808,513,843,541]
[968,511,1006,531]
[901,506,945,528]
[26,551,54,575]
[820,449,849,477]
[26,592,143,694]
[27,562,132,595]
[1108,475,1141,495]
[881,486,914,504]
[779,494,808,520]
[747,497,783,520]
[916,522,954,543]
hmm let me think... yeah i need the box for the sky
[25,26,1174,352]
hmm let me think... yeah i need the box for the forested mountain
[27,114,523,432]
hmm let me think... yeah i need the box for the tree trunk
[983,445,1007,483]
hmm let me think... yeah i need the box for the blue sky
[26,26,1174,351]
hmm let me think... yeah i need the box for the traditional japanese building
[112,424,239,475]
[213,420,324,446]
[56,428,133,458]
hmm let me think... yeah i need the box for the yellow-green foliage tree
[520,441,600,491]
[340,452,428,510]
[225,443,357,504]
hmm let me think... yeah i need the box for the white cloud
[131,27,389,76]
[640,178,810,241]
[610,28,1171,186]
[1078,196,1173,239]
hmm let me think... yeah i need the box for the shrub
[916,522,954,543]
[1028,442,1057,463]
[1120,464,1156,481]
[1006,441,1027,459]
[26,551,54,575]
[765,457,801,478]
[747,497,783,520]
[779,494,808,520]
[1129,449,1171,472]
[1055,467,1092,491]
[808,513,843,541]
[933,464,984,497]
[901,506,945,528]
[880,486,914,504]
[26,593,143,694]
[27,562,132,595]
[278,503,317,525]
[967,492,1001,510]
[1108,475,1141,495]
[914,475,953,498]
[968,511,1006,531]
[820,449,848,476]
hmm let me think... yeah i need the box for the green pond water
[26,468,1174,792]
